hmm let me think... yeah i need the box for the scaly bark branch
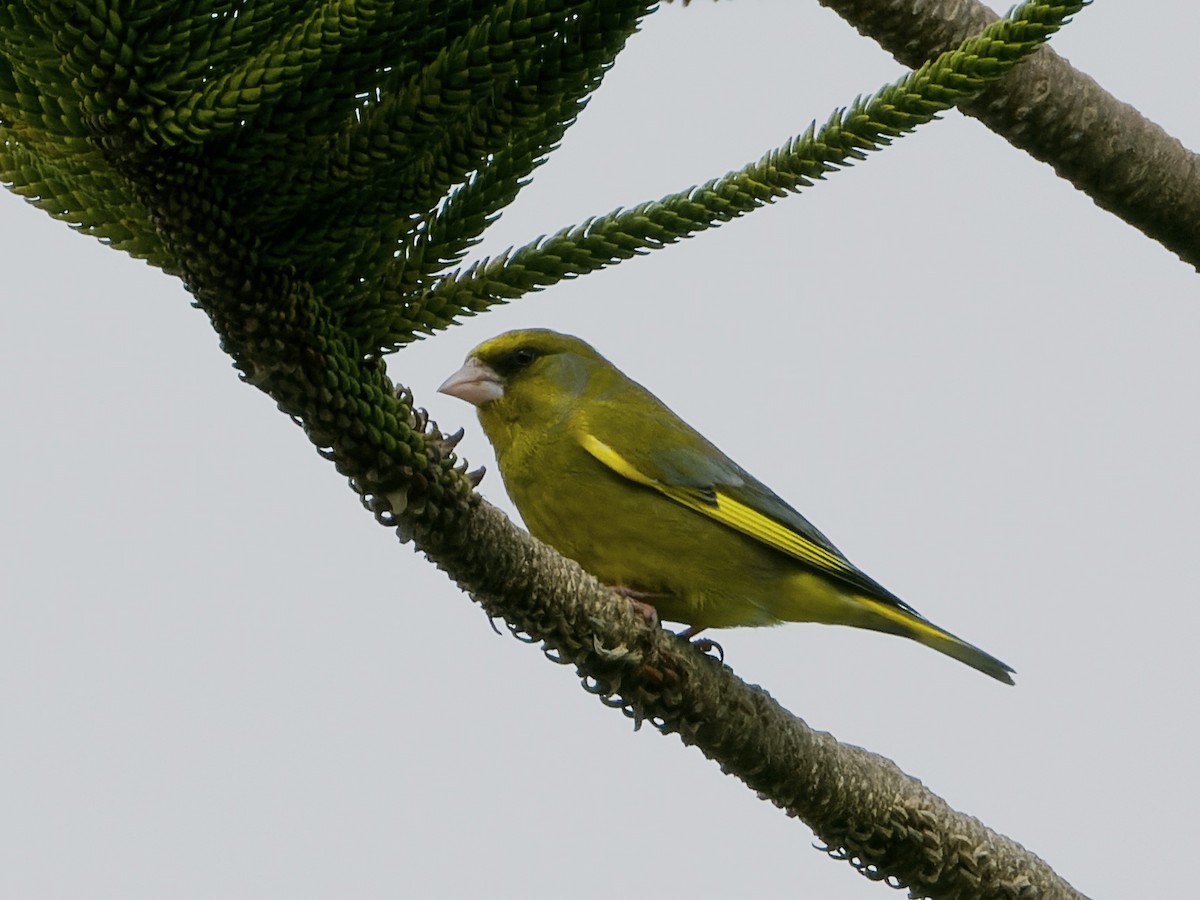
[419,498,1087,899]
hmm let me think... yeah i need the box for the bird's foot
[610,586,664,629]
[675,626,724,662]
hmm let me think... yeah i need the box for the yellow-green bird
[439,329,1014,684]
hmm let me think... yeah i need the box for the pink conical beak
[438,357,504,407]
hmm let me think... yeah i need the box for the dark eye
[510,347,539,368]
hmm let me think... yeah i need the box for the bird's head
[438,329,608,444]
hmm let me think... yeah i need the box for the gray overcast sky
[3,3,1198,898]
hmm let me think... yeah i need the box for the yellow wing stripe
[581,434,657,487]
[582,435,856,578]
[709,491,857,576]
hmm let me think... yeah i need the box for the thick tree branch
[816,0,1200,270]
[416,498,1086,899]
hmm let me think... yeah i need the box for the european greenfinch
[439,329,1014,684]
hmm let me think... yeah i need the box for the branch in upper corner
[816,0,1200,270]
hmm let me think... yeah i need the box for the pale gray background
[3,3,1197,897]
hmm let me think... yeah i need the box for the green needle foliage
[387,2,1088,348]
[3,1,1082,352]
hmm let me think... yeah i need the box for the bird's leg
[609,586,664,628]
[608,590,724,660]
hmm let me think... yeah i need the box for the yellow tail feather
[859,598,1015,685]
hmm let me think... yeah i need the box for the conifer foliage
[2,2,1084,350]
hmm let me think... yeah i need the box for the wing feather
[580,433,901,601]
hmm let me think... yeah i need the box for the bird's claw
[673,625,723,661]
[690,637,724,662]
